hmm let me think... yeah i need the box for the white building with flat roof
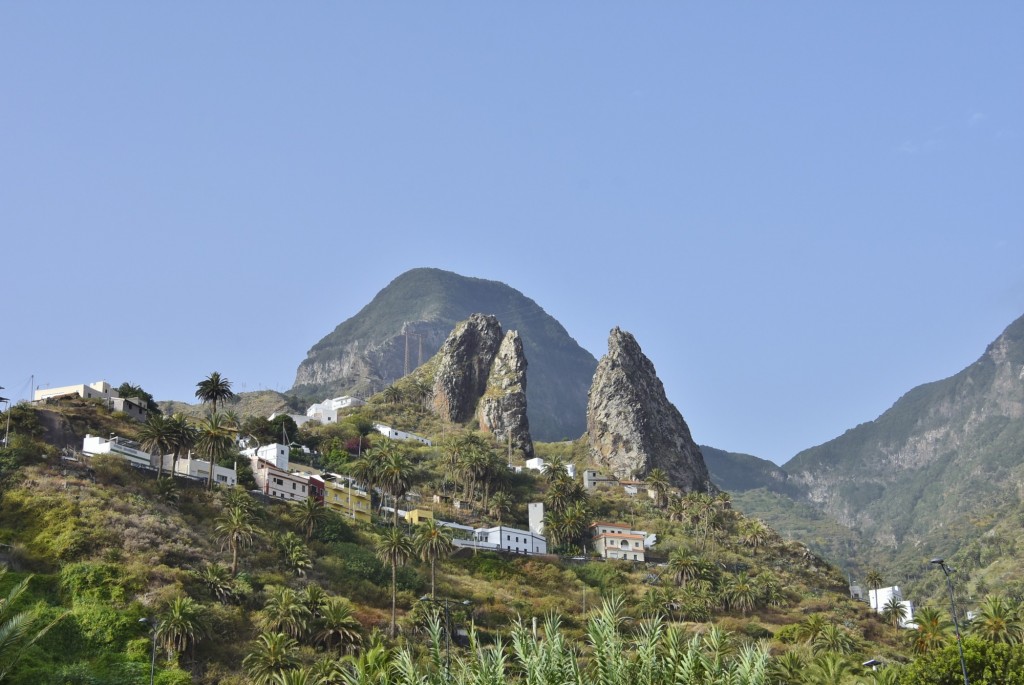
[305,396,366,424]
[241,443,290,470]
[373,424,432,446]
[38,381,148,421]
[869,586,915,628]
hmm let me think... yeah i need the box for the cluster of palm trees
[908,594,1024,655]
[373,518,455,638]
[348,439,417,526]
[440,433,508,511]
[540,455,590,553]
[136,371,240,490]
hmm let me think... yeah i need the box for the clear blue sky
[3,4,1022,465]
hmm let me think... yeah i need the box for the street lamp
[138,617,158,685]
[419,596,471,675]
[931,558,969,685]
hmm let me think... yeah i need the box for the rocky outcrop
[290,268,598,441]
[431,314,505,423]
[477,330,534,458]
[586,327,713,493]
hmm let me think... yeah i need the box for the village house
[373,423,432,446]
[84,434,236,485]
[869,585,915,627]
[524,457,576,478]
[38,381,148,422]
[590,522,657,562]
[305,396,366,424]
[321,474,372,523]
[251,456,309,502]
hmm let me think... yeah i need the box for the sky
[2,3,1022,465]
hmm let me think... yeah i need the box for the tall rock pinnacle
[431,314,504,423]
[478,330,534,458]
[586,327,713,493]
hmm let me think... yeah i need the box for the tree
[971,594,1024,644]
[195,371,236,416]
[413,518,454,598]
[808,653,852,685]
[382,385,403,405]
[167,413,198,481]
[724,572,758,617]
[196,413,236,490]
[667,547,703,588]
[865,569,884,608]
[115,382,160,416]
[881,596,907,634]
[137,414,174,479]
[487,491,513,524]
[375,527,414,638]
[0,569,65,681]
[739,519,772,555]
[645,468,670,507]
[315,597,363,655]
[372,441,414,526]
[215,504,259,576]
[243,632,300,685]
[198,562,235,604]
[155,596,208,665]
[294,496,327,541]
[908,605,952,654]
[259,586,312,640]
[812,623,858,655]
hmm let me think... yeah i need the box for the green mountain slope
[779,314,1024,574]
[291,268,598,441]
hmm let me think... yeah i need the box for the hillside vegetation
[2,393,1024,679]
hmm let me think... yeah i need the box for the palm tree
[768,650,805,685]
[812,623,858,655]
[487,491,513,524]
[167,413,198,480]
[382,385,403,405]
[413,519,454,598]
[195,371,236,416]
[908,605,952,653]
[259,586,312,640]
[971,594,1024,644]
[881,596,907,634]
[315,597,363,655]
[372,441,414,526]
[155,596,208,665]
[739,518,772,555]
[0,569,65,681]
[375,527,414,638]
[197,413,236,490]
[864,569,884,609]
[724,572,758,617]
[667,547,702,587]
[794,614,828,644]
[243,632,300,685]
[809,653,852,685]
[137,413,173,479]
[645,467,670,507]
[294,496,327,541]
[214,504,259,576]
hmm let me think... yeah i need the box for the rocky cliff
[431,314,504,423]
[586,327,712,493]
[291,268,597,441]
[782,313,1024,556]
[477,330,534,458]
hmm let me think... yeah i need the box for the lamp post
[419,596,471,676]
[931,558,969,685]
[138,617,158,685]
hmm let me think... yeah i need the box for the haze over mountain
[291,268,598,441]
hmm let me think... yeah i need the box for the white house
[241,443,290,470]
[251,456,310,502]
[373,423,432,446]
[38,381,148,421]
[85,434,236,486]
[269,412,312,428]
[590,522,657,562]
[524,457,576,478]
[305,396,366,424]
[869,586,915,628]
[474,525,547,555]
[83,434,153,468]
[528,502,545,536]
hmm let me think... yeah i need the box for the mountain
[770,314,1024,578]
[291,268,598,441]
[701,445,804,498]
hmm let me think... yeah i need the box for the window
[292,483,296,490]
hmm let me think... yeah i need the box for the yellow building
[323,477,372,524]
[404,509,434,525]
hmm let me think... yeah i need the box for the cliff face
[477,330,534,458]
[431,314,504,423]
[291,268,597,441]
[586,327,713,493]
[782,313,1024,551]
